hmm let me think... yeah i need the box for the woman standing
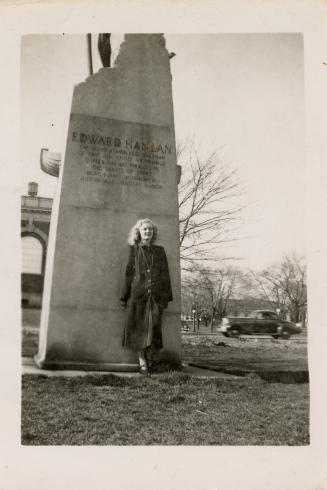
[120,218,173,374]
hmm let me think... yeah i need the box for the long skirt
[122,295,163,351]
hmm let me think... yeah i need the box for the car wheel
[229,326,241,338]
[277,327,290,340]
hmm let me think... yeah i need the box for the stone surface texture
[35,34,181,370]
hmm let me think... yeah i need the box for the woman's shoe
[147,360,153,373]
[145,347,154,372]
[140,365,149,376]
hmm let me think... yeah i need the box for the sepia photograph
[1,2,327,489]
[21,33,308,446]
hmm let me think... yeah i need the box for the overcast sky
[21,33,305,269]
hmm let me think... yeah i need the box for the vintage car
[218,309,302,339]
[181,323,191,332]
[181,319,192,332]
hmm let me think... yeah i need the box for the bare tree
[183,265,242,331]
[202,266,243,329]
[248,253,307,322]
[181,274,209,330]
[177,141,244,268]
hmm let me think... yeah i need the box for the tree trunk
[291,304,300,323]
[210,307,216,332]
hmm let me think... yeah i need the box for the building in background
[21,182,53,307]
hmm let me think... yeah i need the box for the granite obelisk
[35,34,181,370]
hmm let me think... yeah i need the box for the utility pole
[192,306,196,332]
[87,34,93,76]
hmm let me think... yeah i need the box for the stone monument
[35,34,181,371]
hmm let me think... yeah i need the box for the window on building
[22,236,43,274]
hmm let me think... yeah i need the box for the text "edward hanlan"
[72,132,172,154]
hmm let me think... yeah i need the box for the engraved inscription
[73,130,172,190]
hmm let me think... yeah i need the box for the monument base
[34,355,139,372]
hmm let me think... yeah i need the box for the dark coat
[120,244,173,351]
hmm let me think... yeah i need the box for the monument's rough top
[73,34,174,127]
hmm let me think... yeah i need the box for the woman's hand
[120,300,127,309]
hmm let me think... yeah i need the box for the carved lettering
[73,131,172,156]
[75,128,172,190]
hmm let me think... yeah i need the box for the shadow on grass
[255,370,309,383]
[189,364,309,384]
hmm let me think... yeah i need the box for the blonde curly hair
[127,218,158,245]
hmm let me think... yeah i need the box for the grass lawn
[22,372,309,446]
[21,327,309,445]
[182,335,308,381]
